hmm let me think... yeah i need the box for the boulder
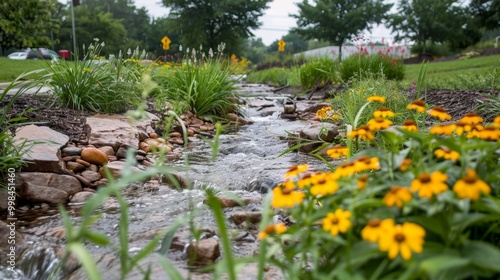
[81,147,109,166]
[298,123,339,153]
[20,183,69,204]
[80,170,101,182]
[19,172,82,196]
[14,125,68,173]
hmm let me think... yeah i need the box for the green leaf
[155,254,184,280]
[409,216,447,240]
[68,243,103,280]
[462,240,500,272]
[419,254,470,276]
[84,230,110,246]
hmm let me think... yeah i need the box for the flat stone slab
[14,125,68,173]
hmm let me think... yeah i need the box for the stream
[2,83,330,279]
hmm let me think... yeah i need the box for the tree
[389,0,470,53]
[160,0,272,55]
[267,31,308,54]
[0,0,59,52]
[469,0,500,31]
[291,0,392,61]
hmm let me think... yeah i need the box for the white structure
[295,44,412,60]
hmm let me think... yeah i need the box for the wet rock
[135,155,145,162]
[20,183,69,204]
[208,196,262,208]
[233,231,256,243]
[136,149,147,156]
[75,159,91,167]
[168,138,184,145]
[99,160,142,179]
[0,220,24,254]
[14,125,68,173]
[70,191,94,203]
[115,146,129,159]
[81,147,109,166]
[80,170,101,182]
[74,174,91,187]
[98,146,115,156]
[149,132,158,139]
[229,211,262,225]
[91,178,109,188]
[228,113,253,125]
[19,172,82,196]
[280,113,298,120]
[62,155,81,161]
[47,226,66,239]
[247,97,275,108]
[297,123,339,153]
[62,146,82,156]
[283,98,296,114]
[187,238,220,266]
[86,114,140,150]
[160,173,190,189]
[246,178,277,193]
[66,161,85,172]
[87,164,98,172]
[299,102,333,113]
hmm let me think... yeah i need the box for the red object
[59,50,69,60]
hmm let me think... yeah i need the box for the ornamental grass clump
[340,53,405,82]
[260,97,500,278]
[299,57,339,89]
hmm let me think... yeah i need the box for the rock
[70,192,94,203]
[66,161,85,172]
[137,131,149,142]
[0,220,24,254]
[80,170,101,182]
[98,146,115,156]
[139,142,150,153]
[206,196,262,208]
[82,188,96,193]
[47,226,66,239]
[62,155,81,161]
[191,117,205,126]
[187,238,220,266]
[19,172,82,196]
[81,147,109,166]
[115,147,128,159]
[91,178,109,188]
[187,129,195,137]
[62,146,82,156]
[227,113,253,125]
[136,149,147,156]
[87,164,98,172]
[229,211,262,225]
[168,138,184,145]
[0,192,8,212]
[168,132,182,138]
[20,183,69,204]
[14,125,69,173]
[160,173,190,189]
[135,155,145,162]
[297,123,340,153]
[74,174,91,187]
[156,138,166,144]
[99,160,142,179]
[149,132,158,139]
[144,138,160,149]
[283,98,296,114]
[246,178,278,193]
[75,159,91,167]
[299,102,333,113]
[280,113,298,120]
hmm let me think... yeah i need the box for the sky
[134,0,394,46]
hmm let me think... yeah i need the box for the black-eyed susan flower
[367,118,393,131]
[378,222,425,260]
[373,107,395,118]
[407,100,426,113]
[410,171,448,198]
[383,186,412,208]
[347,125,374,141]
[465,124,485,139]
[454,120,474,136]
[296,172,315,189]
[428,106,452,121]
[366,95,386,103]
[430,124,456,135]
[402,119,418,132]
[434,147,460,161]
[326,145,349,159]
[271,181,305,208]
[361,218,394,242]
[285,164,309,178]
[357,174,369,190]
[476,126,500,141]
[322,208,351,236]
[334,161,357,178]
[400,158,412,172]
[493,116,500,128]
[354,156,380,172]
[257,223,287,239]
[309,173,339,196]
[453,169,491,201]
[316,106,339,121]
[460,112,483,125]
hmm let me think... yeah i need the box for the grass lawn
[403,54,500,85]
[0,58,50,83]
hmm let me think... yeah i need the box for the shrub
[299,57,339,89]
[246,67,301,87]
[340,54,405,82]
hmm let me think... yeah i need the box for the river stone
[74,174,91,187]
[229,211,262,225]
[20,183,69,204]
[187,238,220,266]
[98,146,115,156]
[227,113,253,125]
[75,159,91,167]
[99,160,142,179]
[62,146,82,156]
[66,161,85,172]
[0,192,8,212]
[14,125,68,173]
[81,147,109,166]
[80,170,101,182]
[19,172,82,196]
[115,147,128,159]
[70,191,94,203]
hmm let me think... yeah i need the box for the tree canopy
[469,0,500,30]
[0,0,59,51]
[161,0,271,55]
[292,0,392,61]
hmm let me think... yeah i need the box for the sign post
[278,39,286,52]
[161,36,171,50]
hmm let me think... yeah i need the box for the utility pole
[71,0,77,59]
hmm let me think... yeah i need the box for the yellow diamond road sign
[161,36,171,50]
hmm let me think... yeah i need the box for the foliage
[291,0,392,61]
[469,0,500,30]
[152,45,238,118]
[339,54,405,82]
[36,39,146,113]
[161,0,272,55]
[267,31,308,54]
[246,67,301,87]
[260,98,500,279]
[0,0,59,50]
[299,57,339,89]
[410,42,453,57]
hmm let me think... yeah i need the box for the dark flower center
[394,233,405,243]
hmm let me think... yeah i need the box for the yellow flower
[453,169,491,201]
[475,126,500,141]
[465,124,485,139]
[410,171,448,198]
[271,181,305,208]
[367,95,386,103]
[454,120,474,136]
[493,116,500,128]
[316,106,339,121]
[367,118,393,131]
[400,158,412,172]
[378,222,425,260]
[402,119,418,132]
[322,208,351,236]
[428,106,452,121]
[434,147,460,161]
[296,172,315,189]
[354,156,380,172]
[357,174,369,190]
[383,186,413,208]
[258,223,287,239]
[460,112,483,125]
[361,218,394,242]
[309,173,339,196]
[334,161,357,178]
[407,100,426,112]
[285,164,309,178]
[347,125,374,141]
[373,107,395,118]
[83,67,91,72]
[326,145,349,159]
[430,124,456,135]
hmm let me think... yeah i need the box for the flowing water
[2,83,329,279]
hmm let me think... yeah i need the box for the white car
[7,52,28,60]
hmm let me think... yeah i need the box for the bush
[246,67,301,87]
[299,57,339,89]
[340,54,405,82]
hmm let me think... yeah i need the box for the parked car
[8,48,60,60]
[7,52,28,60]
